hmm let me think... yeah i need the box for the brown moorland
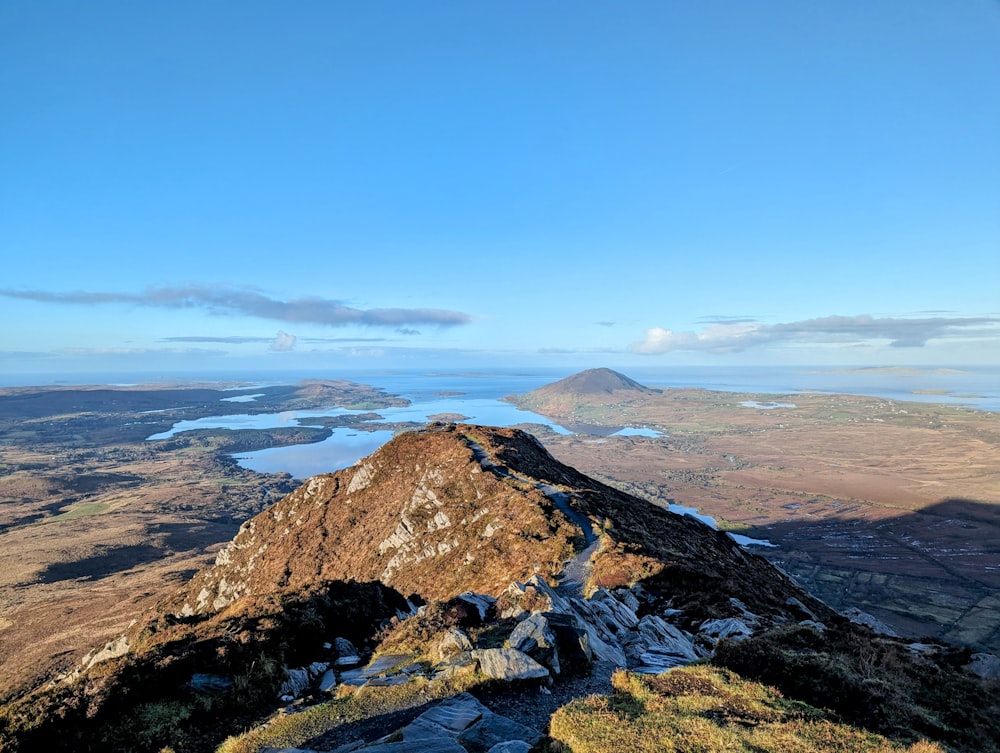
[507,368,1000,650]
[0,380,407,700]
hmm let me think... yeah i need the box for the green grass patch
[714,518,751,533]
[49,501,113,520]
[547,666,944,753]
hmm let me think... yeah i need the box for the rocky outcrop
[362,693,541,753]
[164,426,588,616]
[967,652,1000,679]
[842,607,898,636]
[164,424,827,632]
[475,648,550,682]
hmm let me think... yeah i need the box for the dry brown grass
[548,666,946,753]
[513,385,1000,648]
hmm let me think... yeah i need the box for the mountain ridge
[3,422,998,753]
[165,423,822,628]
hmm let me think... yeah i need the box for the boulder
[798,619,827,632]
[508,611,592,676]
[841,608,898,636]
[81,635,130,670]
[363,674,410,687]
[456,592,497,622]
[307,661,329,678]
[334,636,363,667]
[545,611,593,674]
[433,628,473,663]
[279,667,310,699]
[474,648,550,681]
[699,617,754,643]
[507,613,559,672]
[635,647,696,673]
[412,694,484,732]
[629,615,700,672]
[496,580,555,619]
[488,743,533,753]
[967,652,1000,680]
[359,739,466,753]
[318,668,337,693]
[784,597,815,622]
[359,653,416,679]
[433,651,478,680]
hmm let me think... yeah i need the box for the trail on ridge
[465,439,598,598]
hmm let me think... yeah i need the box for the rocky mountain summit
[2,424,998,753]
[166,423,820,625]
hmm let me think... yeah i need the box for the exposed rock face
[13,424,998,753]
[967,652,1000,679]
[166,425,583,616]
[842,607,898,636]
[164,424,828,632]
[388,693,541,752]
[474,648,550,681]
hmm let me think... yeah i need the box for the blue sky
[2,1,999,378]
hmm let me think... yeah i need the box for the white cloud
[632,322,762,353]
[631,315,1000,354]
[269,330,296,352]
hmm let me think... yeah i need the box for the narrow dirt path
[466,440,598,598]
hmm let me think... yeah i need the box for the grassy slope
[549,665,945,753]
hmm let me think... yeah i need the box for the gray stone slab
[401,717,452,741]
[458,711,542,750]
[360,653,416,678]
[356,739,466,753]
[419,693,486,732]
[475,648,550,681]
[488,742,533,753]
[362,674,410,687]
[318,668,337,693]
[338,668,367,686]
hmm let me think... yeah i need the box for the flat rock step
[332,693,541,753]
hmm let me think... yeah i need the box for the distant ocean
[4,365,999,412]
[6,365,997,481]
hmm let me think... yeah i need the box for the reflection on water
[612,427,661,437]
[235,429,395,478]
[224,398,577,478]
[375,398,573,433]
[668,503,775,548]
[146,408,351,439]
[740,400,797,410]
[146,377,675,479]
[220,393,265,403]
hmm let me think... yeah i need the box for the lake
[135,365,999,479]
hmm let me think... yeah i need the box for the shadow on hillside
[37,543,166,582]
[745,497,1000,651]
[304,699,442,750]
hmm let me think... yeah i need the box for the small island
[427,412,470,422]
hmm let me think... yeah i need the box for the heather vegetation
[548,665,945,753]
[713,623,1000,752]
[2,422,997,753]
[0,581,407,753]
